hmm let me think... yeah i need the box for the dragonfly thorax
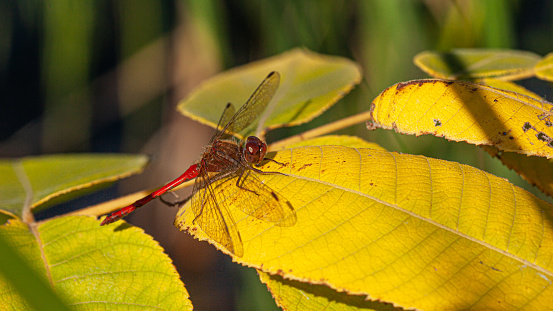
[198,140,242,173]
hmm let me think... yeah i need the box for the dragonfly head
[243,136,267,164]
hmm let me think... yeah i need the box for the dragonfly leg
[249,164,286,176]
[236,170,259,196]
[160,191,192,206]
[262,157,286,166]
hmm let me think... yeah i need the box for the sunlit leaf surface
[0,217,191,310]
[535,52,553,82]
[370,79,553,159]
[178,48,362,138]
[176,145,553,310]
[414,49,541,80]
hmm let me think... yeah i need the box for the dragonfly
[101,71,296,257]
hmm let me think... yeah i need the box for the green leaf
[414,49,541,80]
[0,233,72,311]
[178,48,362,138]
[0,217,192,310]
[0,154,149,218]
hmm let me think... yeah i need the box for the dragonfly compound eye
[246,141,259,155]
[244,136,268,164]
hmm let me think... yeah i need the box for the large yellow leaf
[175,145,553,310]
[0,154,148,218]
[178,48,362,138]
[0,216,191,310]
[369,79,553,159]
[414,49,541,80]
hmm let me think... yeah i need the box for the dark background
[1,1,552,310]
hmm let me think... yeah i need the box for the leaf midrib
[281,165,553,279]
[14,161,56,287]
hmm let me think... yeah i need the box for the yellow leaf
[476,78,544,100]
[535,52,553,82]
[175,145,553,310]
[483,145,553,198]
[258,271,392,311]
[0,217,192,310]
[414,49,541,80]
[370,79,553,159]
[284,134,386,150]
[178,48,362,138]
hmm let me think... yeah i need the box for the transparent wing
[219,71,280,136]
[211,168,296,227]
[190,171,244,257]
[209,103,235,144]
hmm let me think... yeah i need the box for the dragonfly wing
[209,103,236,144]
[190,172,244,257]
[221,71,280,135]
[214,168,296,227]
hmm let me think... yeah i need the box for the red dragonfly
[101,71,296,256]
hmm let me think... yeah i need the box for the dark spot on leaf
[396,80,425,90]
[433,119,442,126]
[297,163,312,171]
[472,87,478,92]
[509,136,514,140]
[369,103,376,114]
[537,132,552,143]
[493,98,498,102]
[523,122,532,132]
[366,119,378,130]
[546,121,553,127]
[271,191,279,201]
[443,81,454,86]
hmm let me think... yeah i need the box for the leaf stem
[269,111,372,150]
[66,179,195,218]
